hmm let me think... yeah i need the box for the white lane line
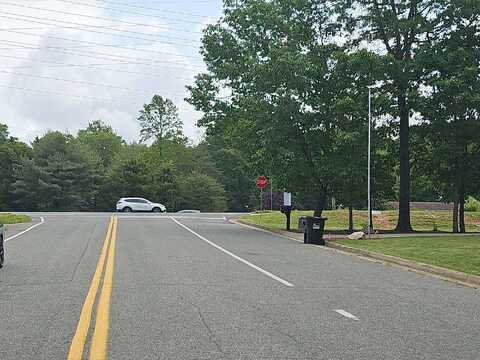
[171,216,228,220]
[117,216,227,220]
[170,217,294,287]
[334,309,359,321]
[5,217,45,242]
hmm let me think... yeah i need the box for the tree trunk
[452,198,459,233]
[395,94,413,232]
[314,191,327,218]
[369,203,374,232]
[348,205,353,232]
[459,186,466,233]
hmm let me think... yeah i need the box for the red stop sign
[256,176,268,189]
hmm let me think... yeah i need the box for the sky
[0,0,223,144]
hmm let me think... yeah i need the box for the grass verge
[338,236,480,276]
[0,213,32,224]
[240,210,480,232]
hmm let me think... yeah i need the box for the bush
[464,197,480,212]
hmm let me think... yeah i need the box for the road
[0,212,479,359]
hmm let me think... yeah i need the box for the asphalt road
[0,212,479,359]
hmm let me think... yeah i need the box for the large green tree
[0,124,31,210]
[414,6,480,232]
[13,132,101,211]
[138,95,184,144]
[332,0,457,231]
[77,120,124,168]
[188,0,347,216]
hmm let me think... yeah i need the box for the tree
[13,132,101,211]
[327,50,396,231]
[188,0,358,217]
[0,124,31,210]
[104,144,151,204]
[77,120,124,168]
[414,5,480,232]
[138,95,184,144]
[0,123,9,143]
[177,172,227,212]
[332,0,455,232]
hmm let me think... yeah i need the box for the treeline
[0,100,257,212]
[186,0,480,232]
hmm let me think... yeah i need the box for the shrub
[464,197,480,212]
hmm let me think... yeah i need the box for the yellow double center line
[68,216,118,360]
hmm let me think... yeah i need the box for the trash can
[304,217,327,245]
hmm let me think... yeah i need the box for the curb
[233,219,348,241]
[232,219,480,288]
[230,219,304,242]
[326,242,480,288]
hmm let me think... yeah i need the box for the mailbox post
[280,192,292,231]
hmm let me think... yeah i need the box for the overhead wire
[0,23,202,36]
[0,39,204,68]
[85,0,216,19]
[0,53,202,80]
[0,13,201,48]
[0,1,207,27]
[0,10,201,44]
[0,69,190,97]
[48,0,216,22]
[0,83,199,114]
[0,83,197,108]
[0,0,207,116]
[0,31,205,69]
[0,83,143,104]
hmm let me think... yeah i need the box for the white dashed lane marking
[334,309,360,321]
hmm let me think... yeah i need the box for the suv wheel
[152,207,161,213]
[123,207,132,213]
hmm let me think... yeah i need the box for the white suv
[116,198,167,213]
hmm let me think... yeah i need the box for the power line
[0,69,188,96]
[0,83,199,114]
[0,0,207,27]
[5,61,196,81]
[50,0,216,22]
[0,10,201,44]
[0,22,203,36]
[0,46,201,72]
[0,31,205,69]
[89,0,216,19]
[0,83,143,104]
[0,13,200,48]
[0,39,203,67]
[0,54,201,80]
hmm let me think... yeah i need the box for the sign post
[256,176,268,211]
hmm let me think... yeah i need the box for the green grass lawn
[0,213,31,224]
[240,210,480,232]
[338,236,480,276]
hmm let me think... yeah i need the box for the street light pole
[368,87,372,240]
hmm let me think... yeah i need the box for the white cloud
[0,0,210,143]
